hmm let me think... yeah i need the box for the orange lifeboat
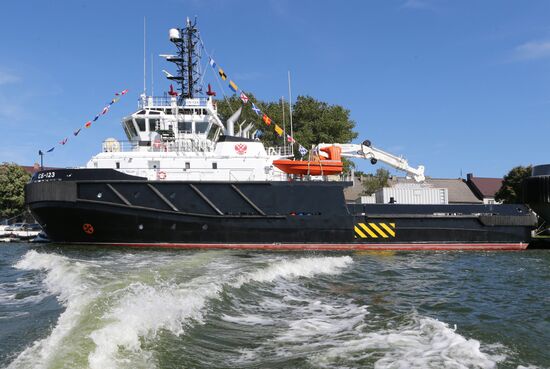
[273,145,344,176]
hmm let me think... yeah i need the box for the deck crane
[315,140,425,182]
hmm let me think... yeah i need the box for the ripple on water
[2,248,549,369]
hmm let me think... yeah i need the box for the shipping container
[375,187,448,204]
[359,195,377,204]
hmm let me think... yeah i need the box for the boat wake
[6,250,539,369]
[229,278,505,369]
[7,251,353,368]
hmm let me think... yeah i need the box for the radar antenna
[164,17,203,103]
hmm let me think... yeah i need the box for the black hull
[26,169,536,250]
[524,164,550,225]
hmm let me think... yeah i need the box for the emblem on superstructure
[234,143,247,155]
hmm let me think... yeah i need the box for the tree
[292,96,358,150]
[216,94,358,156]
[0,163,31,219]
[362,168,391,195]
[494,165,532,204]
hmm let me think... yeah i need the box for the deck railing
[102,139,293,156]
[138,96,209,109]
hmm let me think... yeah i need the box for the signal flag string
[38,89,129,156]
[200,43,308,157]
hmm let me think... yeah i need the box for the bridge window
[195,122,209,133]
[135,118,146,132]
[178,122,192,133]
[124,120,137,137]
[149,119,160,131]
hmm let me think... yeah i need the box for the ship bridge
[121,94,226,154]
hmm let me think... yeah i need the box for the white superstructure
[85,21,425,184]
[86,94,291,181]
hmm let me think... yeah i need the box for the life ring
[153,140,164,150]
[157,171,167,180]
[82,223,94,235]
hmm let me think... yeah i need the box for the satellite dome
[102,138,121,152]
[169,28,180,41]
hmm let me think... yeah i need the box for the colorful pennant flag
[203,53,313,155]
[38,88,127,156]
[251,102,261,115]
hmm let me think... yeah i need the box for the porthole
[138,224,144,230]
[97,192,103,199]
[133,192,140,198]
[202,224,208,231]
[169,192,176,199]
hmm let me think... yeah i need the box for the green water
[0,243,548,368]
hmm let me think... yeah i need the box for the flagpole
[281,96,286,152]
[288,71,294,156]
[143,17,147,96]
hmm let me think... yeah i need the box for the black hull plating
[26,169,536,249]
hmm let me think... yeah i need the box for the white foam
[276,300,367,342]
[221,313,275,326]
[234,287,369,363]
[8,250,96,369]
[87,279,223,369]
[232,256,353,288]
[87,255,353,368]
[313,316,504,369]
[0,278,50,306]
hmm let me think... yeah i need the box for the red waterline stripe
[75,242,528,251]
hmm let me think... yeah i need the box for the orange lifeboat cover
[273,159,343,175]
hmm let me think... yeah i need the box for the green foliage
[0,163,31,219]
[362,168,391,195]
[292,96,358,149]
[494,165,532,204]
[216,94,358,155]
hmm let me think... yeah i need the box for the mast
[143,17,147,96]
[288,71,294,155]
[165,17,202,104]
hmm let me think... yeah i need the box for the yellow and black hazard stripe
[354,222,395,239]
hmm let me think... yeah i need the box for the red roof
[468,177,503,198]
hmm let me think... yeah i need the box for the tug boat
[25,19,536,250]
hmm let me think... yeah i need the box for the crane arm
[316,141,425,182]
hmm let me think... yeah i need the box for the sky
[0,0,549,178]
